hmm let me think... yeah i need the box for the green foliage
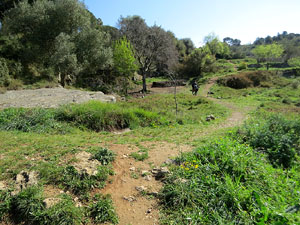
[91,147,116,165]
[60,165,110,196]
[113,37,137,77]
[252,43,284,66]
[237,61,248,71]
[50,33,78,87]
[43,195,83,225]
[0,108,69,133]
[0,57,10,86]
[178,48,216,78]
[204,33,230,59]
[288,56,300,67]
[238,114,300,168]
[130,149,149,161]
[0,187,83,225]
[87,194,118,224]
[160,137,300,224]
[55,100,169,131]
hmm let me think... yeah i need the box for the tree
[118,15,178,92]
[204,33,230,59]
[223,37,241,46]
[178,47,216,78]
[50,33,78,87]
[1,0,113,87]
[112,37,138,94]
[252,43,284,69]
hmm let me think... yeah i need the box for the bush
[217,71,272,89]
[238,114,300,168]
[237,62,247,71]
[0,58,10,86]
[91,147,116,165]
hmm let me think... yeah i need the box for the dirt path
[101,78,249,225]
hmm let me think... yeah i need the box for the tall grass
[55,100,169,131]
[160,137,300,224]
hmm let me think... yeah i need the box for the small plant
[238,114,300,168]
[237,62,247,71]
[130,150,149,161]
[92,147,116,165]
[60,165,110,196]
[87,194,118,224]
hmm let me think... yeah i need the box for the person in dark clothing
[192,81,199,95]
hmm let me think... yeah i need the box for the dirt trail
[101,78,249,225]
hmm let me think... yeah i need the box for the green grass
[160,136,300,224]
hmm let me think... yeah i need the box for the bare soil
[99,79,249,225]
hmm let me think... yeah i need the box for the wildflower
[195,165,199,169]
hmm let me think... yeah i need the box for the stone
[163,158,176,165]
[174,178,188,184]
[129,167,136,171]
[144,175,152,181]
[72,152,101,177]
[43,198,61,208]
[0,181,7,191]
[135,186,147,192]
[123,196,136,202]
[206,114,216,121]
[13,171,39,194]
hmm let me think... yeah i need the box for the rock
[72,152,101,176]
[123,196,136,202]
[146,208,152,214]
[135,186,147,192]
[43,198,61,208]
[206,114,216,121]
[0,181,7,191]
[174,178,188,184]
[153,167,170,180]
[129,167,136,171]
[163,158,176,165]
[207,91,214,95]
[13,171,39,194]
[144,175,152,181]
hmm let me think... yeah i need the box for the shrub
[91,147,116,165]
[238,114,300,168]
[0,58,10,86]
[217,71,272,89]
[237,62,247,71]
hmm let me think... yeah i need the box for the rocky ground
[0,87,116,109]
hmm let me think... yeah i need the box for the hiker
[192,81,199,95]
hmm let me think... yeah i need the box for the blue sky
[83,0,300,47]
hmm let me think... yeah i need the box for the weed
[87,194,118,224]
[90,147,116,165]
[130,150,149,161]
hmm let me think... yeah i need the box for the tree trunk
[142,72,147,93]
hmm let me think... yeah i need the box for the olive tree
[118,15,178,92]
